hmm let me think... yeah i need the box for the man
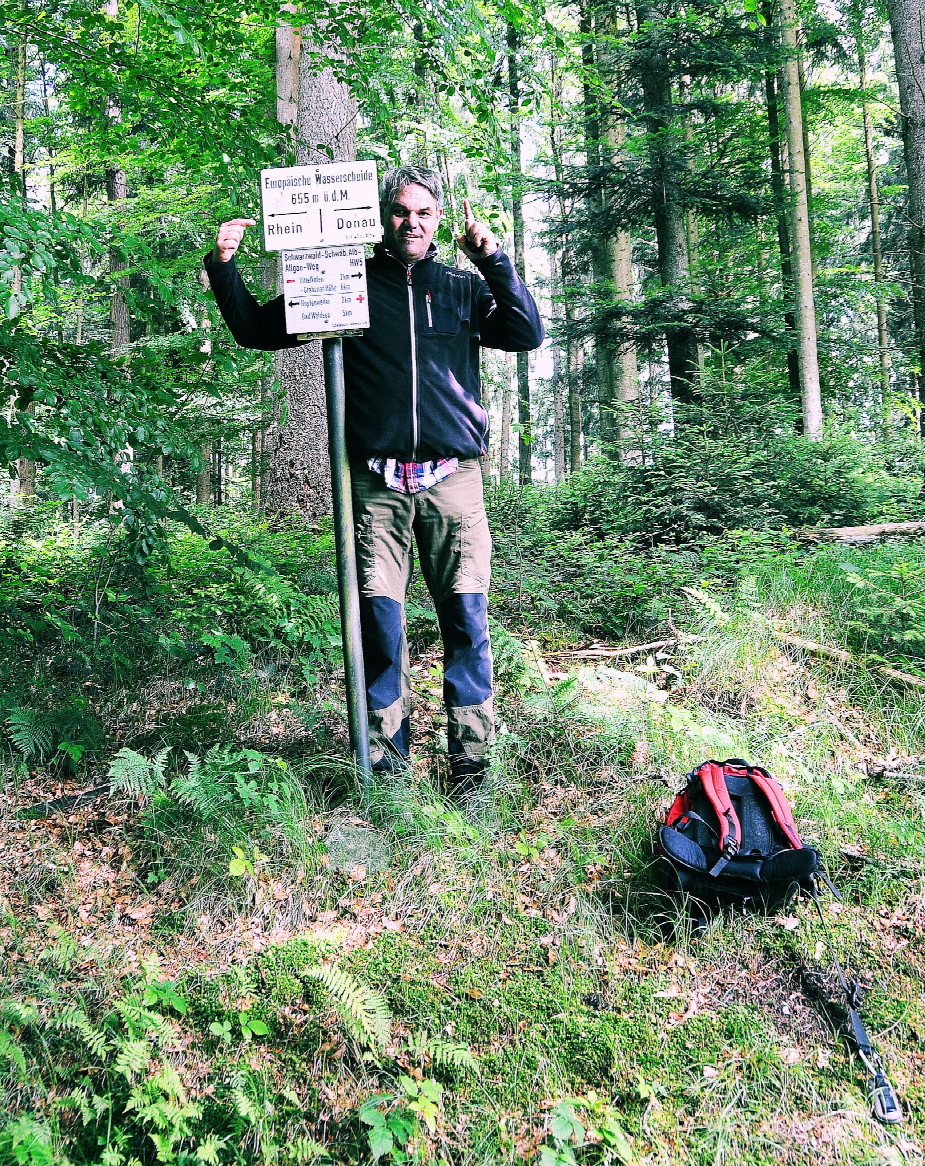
[205,164,543,794]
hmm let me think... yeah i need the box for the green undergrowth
[3,507,925,1162]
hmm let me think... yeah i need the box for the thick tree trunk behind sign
[261,33,357,519]
[887,0,925,432]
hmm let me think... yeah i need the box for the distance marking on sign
[282,246,370,334]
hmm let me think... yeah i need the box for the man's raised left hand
[456,198,499,260]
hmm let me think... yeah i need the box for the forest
[2,0,925,1160]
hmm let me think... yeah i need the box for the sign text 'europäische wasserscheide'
[260,162,381,251]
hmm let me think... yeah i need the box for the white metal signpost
[259,161,380,782]
[281,245,370,335]
[260,161,381,251]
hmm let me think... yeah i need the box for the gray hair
[379,165,444,216]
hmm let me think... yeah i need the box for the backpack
[659,758,903,1126]
[658,758,820,912]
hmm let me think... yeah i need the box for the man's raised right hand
[212,218,257,264]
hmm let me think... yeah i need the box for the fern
[108,746,171,798]
[1,1000,39,1028]
[52,1006,109,1060]
[407,1030,477,1073]
[113,1037,153,1082]
[7,708,53,760]
[682,585,731,626]
[173,748,235,818]
[0,1026,26,1075]
[302,965,391,1050]
[293,593,340,634]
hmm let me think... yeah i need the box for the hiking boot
[446,755,487,799]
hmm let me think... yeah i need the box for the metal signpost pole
[322,336,372,786]
[262,161,381,790]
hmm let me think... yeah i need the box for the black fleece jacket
[204,241,543,462]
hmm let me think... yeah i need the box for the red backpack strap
[740,762,804,849]
[695,760,742,875]
[665,787,692,828]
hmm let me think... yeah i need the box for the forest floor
[3,515,925,1165]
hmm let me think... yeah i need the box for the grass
[2,511,925,1164]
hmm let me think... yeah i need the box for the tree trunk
[569,337,583,472]
[105,166,130,352]
[262,23,357,518]
[776,0,822,439]
[11,34,35,507]
[500,353,513,478]
[580,2,614,444]
[887,0,925,434]
[508,24,532,485]
[762,34,802,416]
[858,35,891,412]
[593,13,641,457]
[548,247,567,482]
[603,112,641,462]
[197,443,211,504]
[635,2,699,406]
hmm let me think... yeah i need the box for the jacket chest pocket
[419,284,466,336]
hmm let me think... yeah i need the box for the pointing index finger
[227,218,257,227]
[463,198,475,226]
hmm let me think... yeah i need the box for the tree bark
[262,24,357,518]
[603,113,641,461]
[11,34,35,506]
[500,353,513,478]
[569,338,583,472]
[105,166,130,353]
[635,2,699,406]
[762,41,802,415]
[858,34,891,412]
[197,443,211,504]
[508,24,532,485]
[887,0,925,434]
[776,0,823,439]
[548,247,567,481]
[593,12,641,457]
[580,2,615,443]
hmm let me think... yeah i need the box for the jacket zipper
[425,290,433,329]
[407,267,419,458]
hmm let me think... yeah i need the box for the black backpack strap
[809,878,903,1125]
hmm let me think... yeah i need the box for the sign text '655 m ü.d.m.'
[260,162,381,251]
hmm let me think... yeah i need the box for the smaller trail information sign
[282,246,370,334]
[261,162,380,251]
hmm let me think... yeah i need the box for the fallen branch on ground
[549,638,677,660]
[798,521,925,543]
[772,630,925,690]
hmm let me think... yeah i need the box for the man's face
[383,184,443,264]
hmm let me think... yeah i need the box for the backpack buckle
[708,839,738,877]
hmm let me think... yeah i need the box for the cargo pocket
[457,508,492,592]
[354,510,378,594]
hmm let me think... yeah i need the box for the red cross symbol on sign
[356,294,365,303]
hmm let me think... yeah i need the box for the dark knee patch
[360,595,406,710]
[437,593,493,707]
